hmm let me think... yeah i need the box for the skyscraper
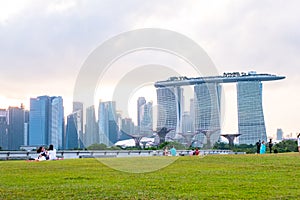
[29,96,64,148]
[85,105,98,147]
[98,101,118,146]
[66,110,82,149]
[0,109,8,150]
[98,101,109,146]
[72,102,84,148]
[49,96,64,149]
[137,97,153,135]
[182,111,194,134]
[156,86,183,138]
[237,81,267,144]
[7,106,26,150]
[276,128,283,141]
[29,96,50,146]
[137,97,146,127]
[155,72,284,146]
[194,83,221,146]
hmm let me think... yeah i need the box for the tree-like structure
[155,127,173,145]
[198,129,220,148]
[221,133,241,148]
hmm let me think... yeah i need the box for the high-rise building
[29,96,64,148]
[156,86,183,138]
[137,97,146,127]
[7,106,26,150]
[49,97,64,149]
[98,101,118,146]
[24,110,29,146]
[237,81,267,144]
[189,98,195,125]
[29,96,50,146]
[98,101,109,146]
[0,109,8,150]
[72,102,84,148]
[194,83,221,146]
[182,111,194,133]
[66,110,82,149]
[85,105,98,147]
[120,118,135,140]
[276,128,283,141]
[137,98,153,135]
[155,72,285,146]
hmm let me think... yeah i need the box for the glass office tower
[156,86,183,138]
[194,83,221,146]
[237,81,267,144]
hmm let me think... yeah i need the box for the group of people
[163,146,177,156]
[256,139,273,154]
[36,144,57,161]
[189,148,200,156]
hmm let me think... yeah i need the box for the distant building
[72,102,84,148]
[237,82,267,144]
[120,118,135,140]
[98,101,109,146]
[154,72,285,146]
[182,111,194,133]
[49,96,64,149]
[7,106,27,150]
[29,96,64,149]
[0,109,8,150]
[98,101,118,146]
[276,128,283,141]
[194,83,221,145]
[137,97,146,127]
[66,110,82,149]
[137,98,153,135]
[156,86,183,139]
[85,105,98,147]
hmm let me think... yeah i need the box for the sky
[0,0,299,138]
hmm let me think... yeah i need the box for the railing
[0,149,245,160]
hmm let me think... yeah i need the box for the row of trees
[213,140,298,154]
[84,139,298,154]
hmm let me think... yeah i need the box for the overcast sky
[0,0,299,138]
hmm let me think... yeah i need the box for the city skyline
[0,1,299,138]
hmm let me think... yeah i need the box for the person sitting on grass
[48,144,57,160]
[170,146,177,156]
[36,146,49,161]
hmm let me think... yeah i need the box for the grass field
[0,153,300,199]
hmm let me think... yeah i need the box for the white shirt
[48,149,57,160]
[297,137,300,146]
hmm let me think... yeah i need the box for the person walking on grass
[268,139,273,153]
[260,141,266,154]
[256,140,261,154]
[297,133,300,153]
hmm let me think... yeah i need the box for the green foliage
[86,143,121,150]
[87,143,108,150]
[273,140,298,153]
[0,153,300,199]
[213,142,257,154]
[158,141,186,150]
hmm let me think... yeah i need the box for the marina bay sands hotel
[154,71,285,145]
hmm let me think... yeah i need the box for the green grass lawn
[0,153,300,199]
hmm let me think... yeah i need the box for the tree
[87,143,108,150]
[273,140,297,153]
